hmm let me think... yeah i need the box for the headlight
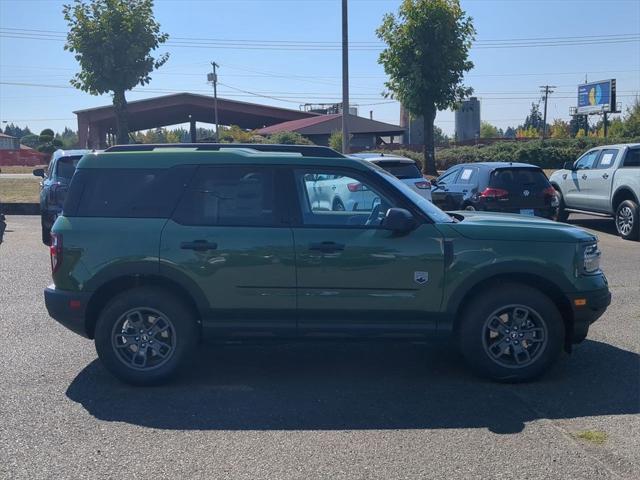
[581,243,601,274]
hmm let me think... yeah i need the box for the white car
[350,153,432,202]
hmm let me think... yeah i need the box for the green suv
[44,149,611,385]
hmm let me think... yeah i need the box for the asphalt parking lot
[1,215,638,479]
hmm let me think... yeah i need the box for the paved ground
[1,215,638,480]
[0,173,34,179]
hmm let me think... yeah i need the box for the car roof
[587,143,640,150]
[450,162,541,170]
[350,153,416,163]
[104,143,346,158]
[52,149,94,161]
[76,149,373,171]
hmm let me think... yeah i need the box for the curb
[2,203,40,215]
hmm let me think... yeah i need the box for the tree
[63,0,169,144]
[607,117,625,138]
[266,131,313,145]
[329,131,343,151]
[516,126,539,138]
[20,134,40,149]
[622,97,640,137]
[522,103,546,132]
[503,126,517,139]
[480,121,500,138]
[549,119,571,139]
[377,0,475,175]
[37,128,63,154]
[433,125,450,145]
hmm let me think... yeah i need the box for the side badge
[414,271,428,285]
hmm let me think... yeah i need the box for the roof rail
[104,143,345,158]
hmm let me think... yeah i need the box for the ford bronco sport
[44,149,611,385]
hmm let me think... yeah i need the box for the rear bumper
[567,287,611,344]
[476,203,557,218]
[44,285,92,338]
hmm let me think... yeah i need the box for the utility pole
[207,62,220,141]
[341,0,350,154]
[539,85,556,139]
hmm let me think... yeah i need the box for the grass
[0,165,46,174]
[0,177,40,203]
[572,430,608,445]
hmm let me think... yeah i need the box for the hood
[448,211,596,243]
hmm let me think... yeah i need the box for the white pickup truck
[550,143,640,240]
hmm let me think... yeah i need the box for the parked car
[431,162,559,218]
[45,149,610,385]
[549,143,640,241]
[350,153,432,201]
[34,149,92,245]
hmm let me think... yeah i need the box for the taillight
[543,186,556,197]
[50,232,63,274]
[480,187,509,199]
[414,180,431,190]
[347,182,365,192]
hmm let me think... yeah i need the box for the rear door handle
[602,173,609,179]
[180,240,218,252]
[309,241,345,253]
[581,174,588,180]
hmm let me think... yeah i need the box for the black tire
[554,189,569,222]
[332,198,345,211]
[463,203,476,211]
[615,200,639,241]
[41,215,51,246]
[94,287,198,386]
[457,283,564,382]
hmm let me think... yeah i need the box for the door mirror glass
[430,177,438,186]
[33,168,45,178]
[381,208,415,233]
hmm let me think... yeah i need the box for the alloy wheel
[481,304,548,368]
[111,307,177,370]
[617,206,634,236]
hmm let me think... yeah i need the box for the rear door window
[622,148,640,167]
[374,161,422,179]
[65,166,195,218]
[457,167,478,184]
[595,149,618,169]
[173,166,279,226]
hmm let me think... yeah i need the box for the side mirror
[381,208,415,233]
[430,178,438,186]
[33,168,45,178]
[563,161,575,171]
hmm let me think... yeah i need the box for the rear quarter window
[622,148,640,167]
[63,166,195,218]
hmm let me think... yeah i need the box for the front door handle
[309,241,345,253]
[602,173,609,179]
[581,174,588,180]
[180,240,218,252]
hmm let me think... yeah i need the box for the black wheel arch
[443,269,575,352]
[612,187,639,211]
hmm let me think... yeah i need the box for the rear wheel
[41,215,52,246]
[615,200,639,241]
[553,189,569,222]
[332,198,345,211]
[457,284,564,382]
[94,287,198,385]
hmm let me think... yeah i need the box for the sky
[0,0,639,137]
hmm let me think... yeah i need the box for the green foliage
[265,131,313,145]
[434,137,640,170]
[217,125,257,143]
[480,122,500,138]
[377,0,475,174]
[20,134,40,149]
[37,128,63,154]
[4,123,32,139]
[549,119,571,139]
[329,131,342,151]
[63,0,169,144]
[516,126,539,138]
[622,97,640,137]
[607,118,626,138]
[522,103,546,132]
[433,125,450,145]
[57,127,80,148]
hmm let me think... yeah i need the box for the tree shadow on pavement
[66,339,639,434]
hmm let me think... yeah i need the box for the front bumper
[566,286,611,344]
[44,285,92,338]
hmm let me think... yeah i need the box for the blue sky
[0,0,639,136]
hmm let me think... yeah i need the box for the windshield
[54,155,83,180]
[373,167,454,223]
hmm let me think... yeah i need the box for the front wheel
[457,284,564,382]
[553,189,569,222]
[615,200,639,241]
[94,287,198,385]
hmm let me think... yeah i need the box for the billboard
[577,79,616,114]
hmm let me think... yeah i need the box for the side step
[565,209,612,218]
